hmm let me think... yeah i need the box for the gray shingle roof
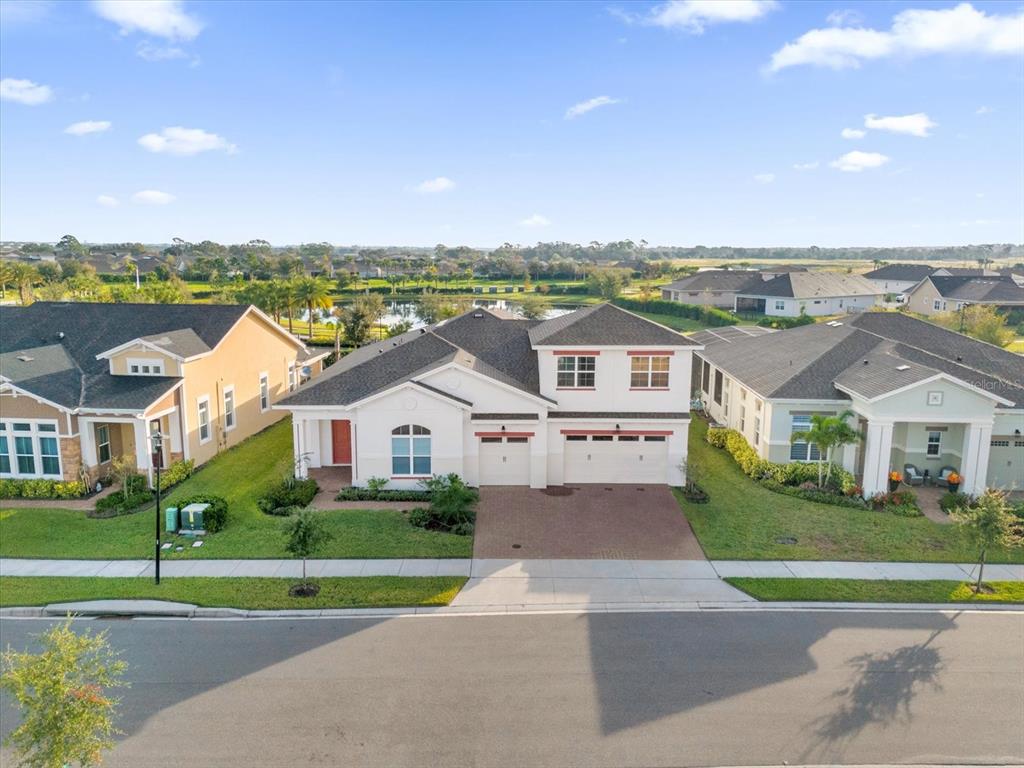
[833,350,939,400]
[0,302,260,410]
[697,311,1024,408]
[862,264,936,282]
[470,413,540,420]
[528,303,697,347]
[137,328,211,358]
[548,412,689,419]
[687,326,775,346]
[660,270,763,293]
[738,273,882,299]
[927,276,1024,303]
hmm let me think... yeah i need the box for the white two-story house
[277,304,700,488]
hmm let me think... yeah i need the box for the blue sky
[1,0,1022,247]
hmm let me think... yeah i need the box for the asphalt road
[1,610,1022,767]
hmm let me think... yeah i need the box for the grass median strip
[725,577,1024,604]
[0,576,467,610]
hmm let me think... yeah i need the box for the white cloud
[841,127,866,139]
[768,3,1023,72]
[416,177,456,194]
[565,95,622,119]
[519,214,551,228]
[91,0,201,40]
[619,0,778,34]
[753,173,775,184]
[96,195,120,207]
[138,126,237,155]
[0,77,53,105]
[864,112,936,137]
[136,41,199,65]
[830,150,890,172]
[132,189,175,205]
[792,161,819,170]
[826,8,863,27]
[64,120,112,136]
[975,105,993,114]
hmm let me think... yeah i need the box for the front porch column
[292,417,308,479]
[861,420,894,498]
[132,418,152,486]
[79,420,98,469]
[960,422,993,496]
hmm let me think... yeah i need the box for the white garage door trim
[479,436,531,486]
[563,433,668,484]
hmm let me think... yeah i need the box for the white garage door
[563,435,668,484]
[479,437,531,485]
[987,436,1024,490]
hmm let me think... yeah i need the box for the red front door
[331,420,352,464]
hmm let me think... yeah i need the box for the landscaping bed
[680,418,1023,564]
[0,419,472,560]
[0,576,466,610]
[726,577,1024,604]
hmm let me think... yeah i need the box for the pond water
[304,299,579,330]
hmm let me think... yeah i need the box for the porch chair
[934,466,959,488]
[902,464,925,487]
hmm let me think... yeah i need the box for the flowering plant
[889,470,902,482]
[947,471,961,485]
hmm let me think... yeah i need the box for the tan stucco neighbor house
[691,313,1024,498]
[0,302,327,487]
[906,276,1024,317]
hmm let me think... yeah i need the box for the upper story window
[556,356,595,388]
[127,358,164,376]
[391,424,431,476]
[630,356,670,388]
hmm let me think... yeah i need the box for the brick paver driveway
[473,485,706,560]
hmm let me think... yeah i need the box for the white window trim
[926,430,942,457]
[287,364,297,392]
[774,300,786,311]
[223,385,236,432]
[96,424,111,464]
[197,395,212,445]
[556,355,596,389]
[0,419,63,479]
[126,357,165,376]
[258,372,270,413]
[390,425,432,477]
[629,355,671,389]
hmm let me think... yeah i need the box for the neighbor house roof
[925,276,1024,304]
[737,273,882,299]
[862,263,936,282]
[687,326,775,346]
[528,303,697,347]
[660,270,763,294]
[0,302,295,411]
[695,311,1024,408]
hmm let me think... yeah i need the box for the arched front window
[391,425,431,476]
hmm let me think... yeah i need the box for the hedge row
[612,297,738,327]
[705,426,863,507]
[0,478,88,499]
[756,313,816,330]
[334,488,432,502]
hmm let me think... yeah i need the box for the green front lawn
[681,418,1023,564]
[726,577,1024,604]
[0,576,466,610]
[0,418,472,560]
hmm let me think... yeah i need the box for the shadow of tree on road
[802,628,945,763]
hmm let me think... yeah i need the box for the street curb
[2,599,1021,620]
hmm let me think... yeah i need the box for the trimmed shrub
[257,477,319,516]
[93,489,154,516]
[869,490,922,517]
[940,491,970,514]
[407,508,433,528]
[612,296,738,327]
[334,488,431,502]
[761,480,868,509]
[421,473,478,528]
[174,493,228,533]
[0,478,87,499]
[757,313,816,330]
[160,459,195,489]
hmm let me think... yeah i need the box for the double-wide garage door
[479,436,531,485]
[564,435,668,484]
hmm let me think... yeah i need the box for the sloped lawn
[0,418,471,560]
[680,418,1023,564]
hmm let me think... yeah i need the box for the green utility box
[165,507,179,533]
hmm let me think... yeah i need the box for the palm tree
[0,260,13,300]
[10,263,41,305]
[292,276,334,339]
[790,409,861,488]
[120,255,140,290]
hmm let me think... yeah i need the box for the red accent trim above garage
[474,431,535,438]
[560,429,673,436]
[626,350,676,356]
[551,350,602,356]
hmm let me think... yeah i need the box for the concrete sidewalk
[0,558,472,578]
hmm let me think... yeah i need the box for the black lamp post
[150,430,164,585]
